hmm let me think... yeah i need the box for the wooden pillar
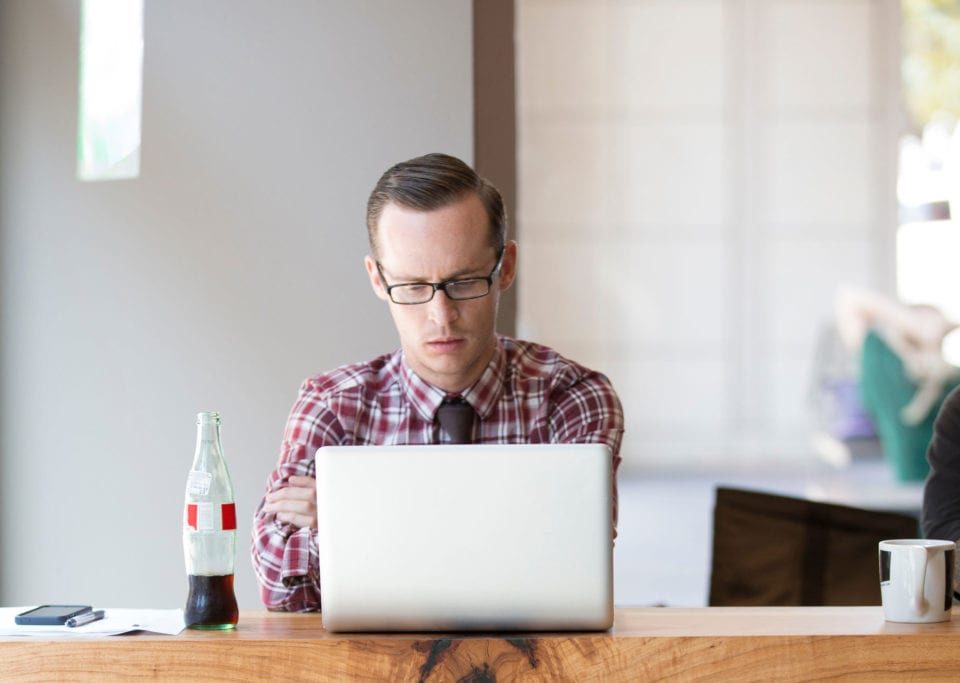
[473,0,517,337]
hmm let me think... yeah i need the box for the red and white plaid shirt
[251,335,624,612]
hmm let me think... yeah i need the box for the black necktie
[436,398,476,444]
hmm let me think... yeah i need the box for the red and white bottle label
[186,502,237,531]
[221,502,237,531]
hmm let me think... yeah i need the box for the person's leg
[860,330,933,481]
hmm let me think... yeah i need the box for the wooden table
[3,607,960,681]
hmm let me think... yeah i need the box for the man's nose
[427,290,459,325]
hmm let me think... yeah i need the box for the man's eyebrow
[384,261,491,283]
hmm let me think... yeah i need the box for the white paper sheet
[0,607,185,637]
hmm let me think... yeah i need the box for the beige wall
[0,0,473,609]
[517,0,904,470]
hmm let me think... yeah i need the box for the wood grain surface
[2,608,960,681]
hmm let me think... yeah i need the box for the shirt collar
[460,336,506,419]
[399,354,447,422]
[398,337,507,421]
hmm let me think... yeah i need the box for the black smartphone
[15,605,92,626]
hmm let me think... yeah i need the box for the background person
[835,286,960,480]
[923,385,960,600]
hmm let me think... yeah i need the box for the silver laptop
[315,443,613,632]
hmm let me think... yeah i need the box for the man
[251,153,624,611]
[923,385,960,600]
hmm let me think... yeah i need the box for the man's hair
[366,153,506,258]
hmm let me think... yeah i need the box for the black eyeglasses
[376,249,504,305]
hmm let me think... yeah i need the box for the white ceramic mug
[879,539,955,623]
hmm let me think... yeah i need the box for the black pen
[66,609,105,628]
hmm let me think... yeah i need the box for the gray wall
[0,0,473,609]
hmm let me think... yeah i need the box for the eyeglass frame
[375,248,505,305]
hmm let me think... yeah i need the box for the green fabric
[860,330,959,481]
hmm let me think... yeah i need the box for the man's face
[364,193,517,393]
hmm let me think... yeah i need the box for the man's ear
[365,255,390,301]
[498,240,518,291]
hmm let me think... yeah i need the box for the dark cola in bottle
[183,412,239,629]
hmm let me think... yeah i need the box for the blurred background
[1,0,958,610]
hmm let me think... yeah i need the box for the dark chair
[709,486,919,606]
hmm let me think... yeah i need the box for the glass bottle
[183,411,239,629]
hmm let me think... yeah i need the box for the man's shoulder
[941,385,960,417]
[299,351,401,401]
[934,385,960,439]
[501,336,609,390]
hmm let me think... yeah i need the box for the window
[897,0,960,361]
[77,0,144,181]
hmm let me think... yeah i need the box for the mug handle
[907,545,929,614]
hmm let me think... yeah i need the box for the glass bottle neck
[197,413,220,454]
[195,422,222,446]
[195,426,223,462]
[194,413,224,463]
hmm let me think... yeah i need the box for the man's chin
[412,349,475,390]
[406,336,495,390]
[421,351,469,377]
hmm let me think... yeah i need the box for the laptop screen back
[315,443,613,632]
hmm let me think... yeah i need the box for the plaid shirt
[251,335,624,612]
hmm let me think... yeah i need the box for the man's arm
[548,370,624,535]
[250,381,346,612]
[923,386,960,596]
